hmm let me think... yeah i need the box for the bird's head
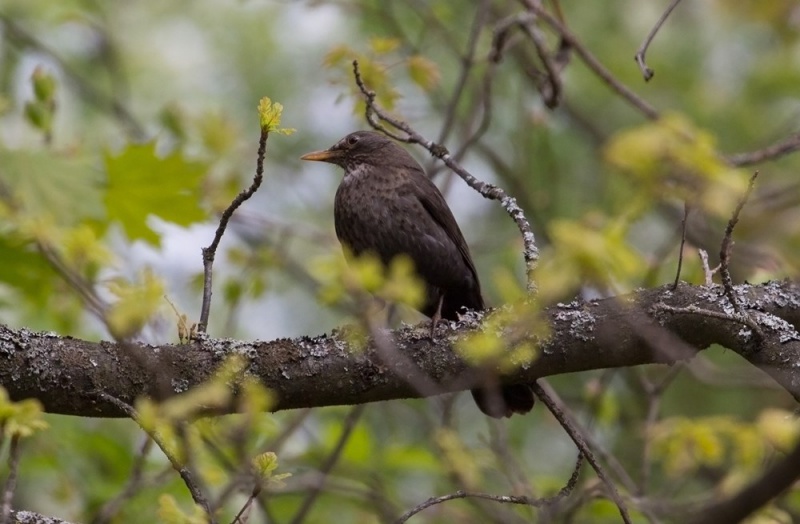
[300,131,405,172]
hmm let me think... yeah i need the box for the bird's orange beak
[300,149,341,163]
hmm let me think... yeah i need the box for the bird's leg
[429,294,444,340]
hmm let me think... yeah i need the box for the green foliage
[406,55,442,91]
[0,236,60,308]
[312,250,425,314]
[604,113,750,218]
[649,413,798,479]
[535,215,647,301]
[103,143,208,245]
[0,388,48,438]
[456,302,543,372]
[323,36,443,115]
[0,148,103,225]
[106,269,166,339]
[157,495,208,524]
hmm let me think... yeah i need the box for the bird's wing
[413,176,482,296]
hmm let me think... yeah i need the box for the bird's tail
[471,384,535,418]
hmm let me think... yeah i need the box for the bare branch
[289,405,365,524]
[521,0,660,120]
[719,172,759,313]
[672,203,690,290]
[634,0,685,81]
[6,510,77,524]
[1,282,800,418]
[532,382,633,524]
[98,393,215,522]
[91,437,154,524]
[199,128,269,333]
[0,436,21,524]
[396,489,549,523]
[727,131,800,167]
[436,0,491,146]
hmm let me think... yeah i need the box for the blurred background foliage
[0,0,799,522]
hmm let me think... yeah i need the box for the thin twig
[0,435,21,524]
[436,0,491,147]
[697,249,715,285]
[655,303,764,336]
[289,405,365,524]
[531,382,633,524]
[490,10,564,108]
[634,0,685,81]
[637,366,681,495]
[98,392,216,522]
[231,486,259,524]
[395,490,546,523]
[719,172,759,324]
[672,202,690,289]
[198,128,269,333]
[520,0,659,119]
[91,437,154,524]
[351,60,539,294]
[728,131,800,167]
[516,16,567,108]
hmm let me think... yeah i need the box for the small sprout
[252,451,292,487]
[258,97,295,135]
[31,66,57,102]
[165,295,197,343]
[25,66,57,140]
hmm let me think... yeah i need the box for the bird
[301,130,534,418]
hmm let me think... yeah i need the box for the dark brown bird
[301,130,534,418]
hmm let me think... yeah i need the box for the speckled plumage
[301,131,534,418]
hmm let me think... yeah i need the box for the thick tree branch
[0,281,798,418]
[7,510,76,524]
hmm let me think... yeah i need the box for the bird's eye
[347,135,359,146]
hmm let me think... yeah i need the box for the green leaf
[0,148,104,224]
[103,142,208,245]
[407,55,441,91]
[0,235,59,307]
[369,37,400,54]
[31,66,57,102]
[323,44,355,69]
[106,269,166,339]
